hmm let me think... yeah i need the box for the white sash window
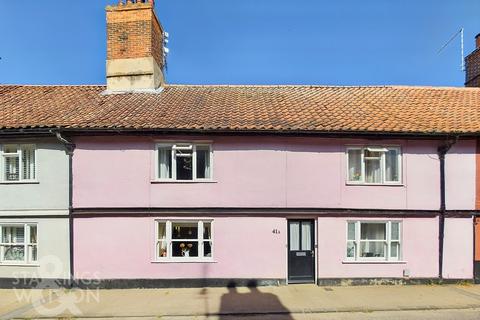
[0,224,38,264]
[156,143,212,181]
[346,221,401,261]
[155,220,213,262]
[1,144,36,182]
[347,146,401,185]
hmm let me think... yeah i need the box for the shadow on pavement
[218,281,293,319]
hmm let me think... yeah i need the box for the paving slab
[2,284,480,319]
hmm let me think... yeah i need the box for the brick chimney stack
[106,0,165,92]
[465,34,480,87]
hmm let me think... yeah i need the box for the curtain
[348,150,362,181]
[157,223,167,257]
[301,222,312,251]
[360,223,386,258]
[289,222,300,250]
[365,159,381,183]
[158,147,171,179]
[385,149,398,182]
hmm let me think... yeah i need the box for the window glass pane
[175,150,193,180]
[390,242,400,258]
[391,222,400,241]
[360,242,385,258]
[196,146,211,179]
[365,158,381,183]
[347,222,356,241]
[364,150,382,158]
[289,222,300,251]
[347,241,356,258]
[158,147,172,179]
[2,227,25,244]
[203,222,212,240]
[203,241,212,257]
[5,156,20,181]
[172,222,198,239]
[30,245,38,262]
[172,241,198,257]
[29,226,37,244]
[4,246,25,261]
[348,149,362,182]
[21,146,35,180]
[360,223,386,240]
[3,145,17,154]
[385,149,399,182]
[301,222,312,251]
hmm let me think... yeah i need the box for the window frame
[346,146,402,185]
[0,144,37,183]
[155,142,213,182]
[154,220,214,263]
[345,220,402,262]
[0,223,38,265]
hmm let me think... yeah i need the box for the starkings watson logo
[11,255,101,317]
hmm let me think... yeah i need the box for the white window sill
[0,181,39,185]
[151,259,217,264]
[151,180,218,184]
[346,182,404,187]
[0,263,40,267]
[342,260,407,265]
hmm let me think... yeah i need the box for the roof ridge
[0,84,106,87]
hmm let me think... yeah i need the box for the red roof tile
[1,84,480,135]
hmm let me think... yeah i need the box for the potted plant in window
[180,243,193,257]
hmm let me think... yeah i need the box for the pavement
[0,284,480,319]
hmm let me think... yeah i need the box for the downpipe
[53,131,76,288]
[437,137,458,281]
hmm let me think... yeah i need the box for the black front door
[288,220,315,283]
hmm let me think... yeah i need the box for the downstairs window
[0,224,38,264]
[156,220,213,261]
[346,221,401,261]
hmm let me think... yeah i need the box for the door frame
[285,218,317,285]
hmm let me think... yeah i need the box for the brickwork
[106,1,164,69]
[466,35,480,87]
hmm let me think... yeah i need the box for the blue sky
[0,0,479,86]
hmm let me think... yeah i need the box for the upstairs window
[0,224,38,264]
[157,143,212,181]
[1,145,36,182]
[347,146,401,184]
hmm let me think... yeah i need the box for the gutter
[437,136,458,280]
[52,130,76,287]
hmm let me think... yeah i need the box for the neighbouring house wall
[445,140,476,210]
[72,136,476,210]
[74,216,286,280]
[0,218,70,279]
[0,139,70,213]
[442,217,474,279]
[317,217,439,279]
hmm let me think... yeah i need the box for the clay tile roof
[1,84,480,135]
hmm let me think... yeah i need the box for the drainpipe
[437,137,458,281]
[53,131,76,288]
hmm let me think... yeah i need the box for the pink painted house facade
[71,136,475,286]
[1,0,480,288]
